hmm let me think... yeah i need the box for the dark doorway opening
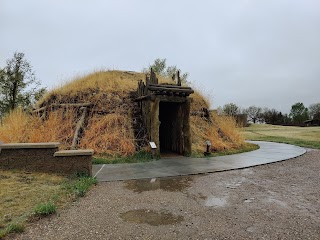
[159,102,183,155]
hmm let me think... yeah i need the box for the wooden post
[183,99,191,156]
[71,107,88,150]
[172,73,175,81]
[177,70,181,86]
[149,68,158,85]
[150,98,160,155]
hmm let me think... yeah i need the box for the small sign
[206,141,211,146]
[149,142,157,149]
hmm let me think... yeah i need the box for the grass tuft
[33,202,56,217]
[62,176,98,198]
[0,222,25,238]
[72,177,98,197]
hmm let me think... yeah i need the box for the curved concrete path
[93,141,306,182]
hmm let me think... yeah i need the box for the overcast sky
[1,0,319,113]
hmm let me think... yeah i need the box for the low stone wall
[0,143,93,176]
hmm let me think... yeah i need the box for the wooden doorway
[159,102,183,155]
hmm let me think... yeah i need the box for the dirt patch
[120,209,184,226]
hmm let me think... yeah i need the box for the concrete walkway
[92,141,306,182]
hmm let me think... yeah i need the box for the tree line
[0,52,46,118]
[219,102,320,125]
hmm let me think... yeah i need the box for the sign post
[149,142,157,159]
[204,141,211,156]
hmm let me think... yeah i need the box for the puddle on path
[205,197,227,207]
[120,209,184,226]
[124,176,193,193]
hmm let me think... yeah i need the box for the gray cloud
[1,0,319,113]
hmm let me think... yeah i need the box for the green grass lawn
[241,124,320,149]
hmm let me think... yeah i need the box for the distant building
[303,119,320,126]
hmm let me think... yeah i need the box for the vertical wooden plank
[150,98,160,155]
[183,99,192,156]
[177,70,181,86]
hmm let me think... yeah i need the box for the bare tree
[309,103,320,120]
[244,106,262,123]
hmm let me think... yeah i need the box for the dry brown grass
[38,70,172,108]
[79,113,136,156]
[189,90,244,153]
[0,109,29,143]
[38,71,139,105]
[0,109,75,149]
[0,70,245,157]
[190,114,244,153]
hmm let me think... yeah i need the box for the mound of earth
[0,70,245,157]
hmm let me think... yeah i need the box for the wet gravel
[12,150,320,240]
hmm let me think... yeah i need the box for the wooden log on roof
[157,95,188,103]
[135,93,155,102]
[50,103,93,108]
[32,103,92,113]
[149,83,192,90]
[148,86,194,94]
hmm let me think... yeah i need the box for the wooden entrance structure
[136,69,194,156]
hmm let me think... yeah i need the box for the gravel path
[12,150,320,240]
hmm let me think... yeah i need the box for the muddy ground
[12,149,320,240]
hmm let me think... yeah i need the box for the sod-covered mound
[0,70,245,157]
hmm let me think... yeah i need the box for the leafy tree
[261,108,277,124]
[282,113,291,124]
[0,52,46,115]
[143,58,190,85]
[261,108,290,125]
[244,106,262,123]
[146,58,166,74]
[309,103,320,120]
[222,103,240,117]
[289,102,309,124]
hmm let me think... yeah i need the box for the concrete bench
[0,142,60,149]
[0,143,93,176]
[54,149,94,157]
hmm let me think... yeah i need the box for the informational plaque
[149,142,157,149]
